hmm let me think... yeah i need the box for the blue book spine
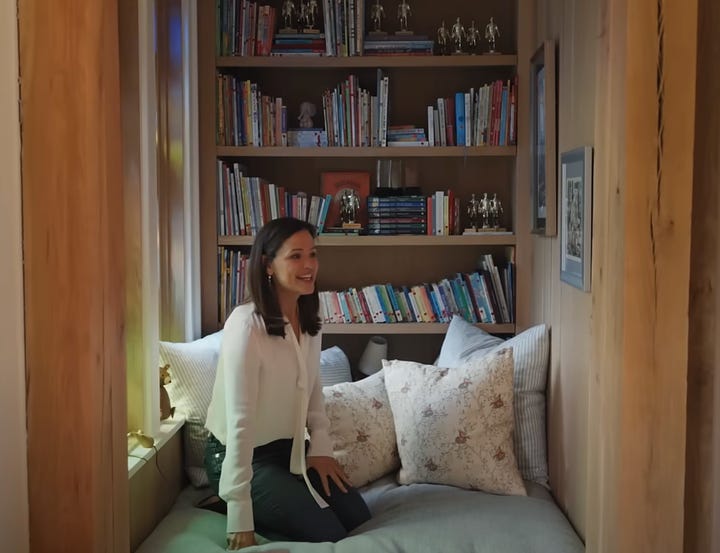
[499,86,509,146]
[455,91,466,147]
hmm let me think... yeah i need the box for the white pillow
[383,351,526,496]
[160,331,223,487]
[437,316,550,486]
[320,346,352,387]
[323,370,399,487]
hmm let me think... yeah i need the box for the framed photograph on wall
[530,40,557,236]
[559,147,593,292]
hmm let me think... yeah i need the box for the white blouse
[205,302,333,533]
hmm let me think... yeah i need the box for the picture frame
[559,147,593,292]
[530,40,557,236]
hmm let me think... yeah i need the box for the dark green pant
[205,435,371,542]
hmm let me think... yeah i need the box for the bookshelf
[198,0,525,364]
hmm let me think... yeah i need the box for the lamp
[358,336,388,376]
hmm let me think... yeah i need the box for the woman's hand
[306,455,352,496]
[227,531,256,550]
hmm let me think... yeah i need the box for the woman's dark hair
[246,217,321,337]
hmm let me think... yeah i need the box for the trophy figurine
[484,16,501,53]
[479,193,491,228]
[369,0,387,36]
[298,0,320,33]
[450,17,466,54]
[340,189,362,228]
[436,20,450,55]
[280,0,296,33]
[466,193,481,230]
[396,0,413,35]
[489,193,504,229]
[467,20,481,54]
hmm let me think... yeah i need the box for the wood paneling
[618,0,697,551]
[684,0,720,550]
[18,0,129,551]
[0,1,29,551]
[128,432,184,551]
[585,0,626,550]
[530,0,598,538]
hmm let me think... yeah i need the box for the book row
[216,73,516,149]
[217,247,514,325]
[217,164,500,236]
[217,161,334,236]
[216,0,364,58]
[428,78,518,148]
[217,1,277,56]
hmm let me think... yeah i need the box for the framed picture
[530,40,557,236]
[559,147,593,291]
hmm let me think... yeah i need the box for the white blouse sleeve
[218,317,261,533]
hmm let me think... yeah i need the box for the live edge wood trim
[19,0,129,551]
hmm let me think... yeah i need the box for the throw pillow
[323,370,399,488]
[319,346,352,387]
[160,330,223,487]
[383,351,526,496]
[437,315,550,486]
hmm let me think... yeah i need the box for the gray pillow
[320,346,352,387]
[437,316,550,486]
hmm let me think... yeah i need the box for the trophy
[369,0,387,36]
[484,16,501,53]
[396,0,413,35]
[279,0,296,33]
[340,189,362,229]
[489,193,504,229]
[436,20,450,55]
[466,193,481,230]
[450,17,466,54]
[467,20,481,55]
[298,0,320,33]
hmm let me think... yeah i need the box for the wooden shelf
[217,54,518,69]
[219,234,516,247]
[322,322,515,335]
[216,146,516,158]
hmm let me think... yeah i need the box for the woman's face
[267,230,318,299]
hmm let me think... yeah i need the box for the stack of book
[367,195,426,235]
[363,35,434,56]
[387,125,429,147]
[217,1,276,56]
[271,32,326,56]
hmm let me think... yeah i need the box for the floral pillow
[323,370,399,488]
[383,350,526,496]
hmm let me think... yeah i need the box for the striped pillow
[437,317,550,486]
[160,331,223,487]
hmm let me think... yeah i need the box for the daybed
[136,317,584,553]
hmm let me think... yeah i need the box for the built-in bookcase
[198,0,525,365]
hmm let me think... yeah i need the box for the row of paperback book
[216,76,288,147]
[218,248,514,325]
[216,74,517,149]
[217,0,440,58]
[428,78,518,148]
[217,161,333,235]
[319,262,513,325]
[217,1,276,56]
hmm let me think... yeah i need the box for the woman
[205,217,371,550]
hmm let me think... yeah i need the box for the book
[320,171,371,228]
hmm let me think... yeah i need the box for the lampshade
[358,336,388,376]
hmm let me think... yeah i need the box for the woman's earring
[267,274,272,284]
